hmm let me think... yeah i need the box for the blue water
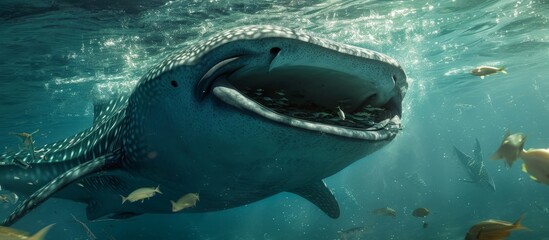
[1,0,548,239]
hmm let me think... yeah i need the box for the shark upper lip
[209,64,403,140]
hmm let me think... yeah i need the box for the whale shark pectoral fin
[87,198,142,220]
[1,150,122,226]
[82,173,137,220]
[87,199,115,221]
[288,180,340,219]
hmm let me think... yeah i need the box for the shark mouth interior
[210,65,402,140]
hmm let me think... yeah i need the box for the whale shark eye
[171,80,178,87]
[270,47,280,56]
[392,75,397,83]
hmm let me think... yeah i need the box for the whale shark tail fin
[1,150,123,226]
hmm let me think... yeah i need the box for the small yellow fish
[171,193,200,212]
[0,224,54,240]
[10,130,38,148]
[520,148,549,185]
[412,207,430,218]
[121,185,162,204]
[491,132,526,167]
[0,193,18,204]
[372,207,396,217]
[471,66,507,79]
[9,130,39,161]
[336,106,345,121]
[465,214,526,240]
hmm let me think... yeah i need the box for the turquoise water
[0,0,548,239]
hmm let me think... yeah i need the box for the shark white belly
[0,25,407,226]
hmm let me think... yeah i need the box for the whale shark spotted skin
[454,139,496,191]
[0,25,407,226]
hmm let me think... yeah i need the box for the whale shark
[454,139,496,191]
[0,25,407,226]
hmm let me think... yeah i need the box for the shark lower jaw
[211,66,403,140]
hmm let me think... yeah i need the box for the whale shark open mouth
[210,65,402,140]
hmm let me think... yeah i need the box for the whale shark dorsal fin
[288,180,340,218]
[1,150,122,226]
